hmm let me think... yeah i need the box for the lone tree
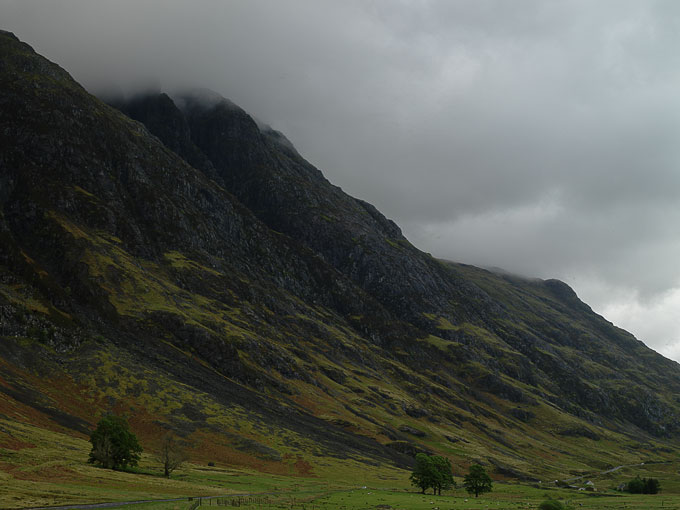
[410,453,456,495]
[463,464,493,498]
[157,433,188,478]
[88,414,142,470]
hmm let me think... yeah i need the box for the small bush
[208,461,215,467]
[538,500,564,510]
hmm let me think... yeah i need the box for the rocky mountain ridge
[1,30,679,481]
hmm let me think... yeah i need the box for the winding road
[561,461,657,484]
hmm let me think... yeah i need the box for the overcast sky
[4,0,680,360]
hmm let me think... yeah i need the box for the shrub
[538,500,564,510]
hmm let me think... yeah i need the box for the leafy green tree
[626,476,659,494]
[431,455,455,495]
[463,464,493,497]
[627,477,644,493]
[410,453,456,495]
[410,453,436,494]
[644,477,660,494]
[88,414,142,470]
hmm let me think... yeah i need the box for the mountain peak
[2,31,679,488]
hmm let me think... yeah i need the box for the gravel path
[561,461,648,483]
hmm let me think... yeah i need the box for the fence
[191,496,273,507]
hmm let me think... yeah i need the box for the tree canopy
[88,414,142,470]
[431,455,455,495]
[409,453,455,495]
[627,476,660,494]
[463,464,493,497]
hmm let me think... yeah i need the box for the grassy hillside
[1,29,680,508]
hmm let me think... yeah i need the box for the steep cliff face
[109,91,220,182]
[178,92,486,323]
[116,88,680,437]
[1,30,679,482]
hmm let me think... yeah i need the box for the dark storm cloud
[3,0,680,357]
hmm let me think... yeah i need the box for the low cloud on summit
[4,0,680,359]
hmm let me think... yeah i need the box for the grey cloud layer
[3,0,680,357]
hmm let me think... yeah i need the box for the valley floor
[22,485,680,510]
[2,414,678,510]
[4,444,680,510]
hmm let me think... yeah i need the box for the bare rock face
[112,88,680,438]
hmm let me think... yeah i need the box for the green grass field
[2,412,679,510]
[99,484,680,510]
[4,449,680,510]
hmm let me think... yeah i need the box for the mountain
[1,29,679,491]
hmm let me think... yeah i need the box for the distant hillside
[1,29,679,490]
